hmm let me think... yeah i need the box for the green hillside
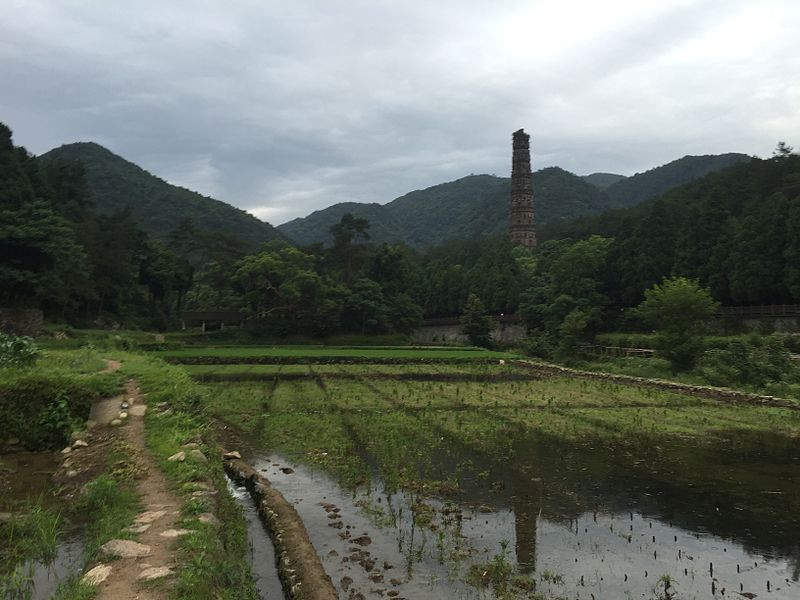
[279,168,608,248]
[604,153,751,208]
[39,142,283,251]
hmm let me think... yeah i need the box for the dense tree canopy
[2,119,798,346]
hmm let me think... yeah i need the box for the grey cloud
[1,1,798,224]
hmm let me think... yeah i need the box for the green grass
[78,475,141,559]
[53,577,97,600]
[204,363,800,494]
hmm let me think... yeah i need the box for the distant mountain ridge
[581,172,626,189]
[602,153,750,208]
[279,153,751,248]
[279,168,608,248]
[39,142,283,251]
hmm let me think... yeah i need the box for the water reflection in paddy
[255,428,799,600]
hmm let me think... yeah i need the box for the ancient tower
[509,129,536,248]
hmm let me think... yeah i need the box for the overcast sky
[2,1,798,224]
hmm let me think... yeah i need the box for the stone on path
[82,563,112,585]
[110,419,122,427]
[126,523,151,534]
[72,439,88,448]
[61,446,72,454]
[100,539,152,558]
[135,510,167,524]
[139,566,173,581]
[167,451,185,462]
[160,528,192,538]
[223,450,241,460]
[129,404,147,417]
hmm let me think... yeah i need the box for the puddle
[1,537,85,599]
[0,452,60,511]
[226,477,285,599]
[255,429,800,600]
[29,537,84,599]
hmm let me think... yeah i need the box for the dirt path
[100,358,122,374]
[87,379,184,599]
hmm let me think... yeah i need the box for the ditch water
[251,429,800,600]
[226,477,285,599]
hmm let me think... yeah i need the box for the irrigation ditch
[223,452,338,600]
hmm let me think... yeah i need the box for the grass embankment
[1,347,258,600]
[118,353,258,600]
[0,349,123,449]
[0,348,136,599]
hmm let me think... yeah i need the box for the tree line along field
[173,345,800,598]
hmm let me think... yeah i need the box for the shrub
[0,372,118,448]
[0,333,39,368]
[698,335,796,388]
[636,277,719,372]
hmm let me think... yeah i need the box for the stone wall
[511,360,799,410]
[0,308,44,337]
[411,321,527,346]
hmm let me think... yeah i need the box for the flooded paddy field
[190,352,800,600]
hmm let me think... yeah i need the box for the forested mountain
[602,153,750,208]
[280,168,608,248]
[40,142,283,251]
[581,172,626,189]
[541,150,800,307]
[1,123,197,328]
[279,154,752,249]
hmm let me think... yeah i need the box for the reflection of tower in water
[512,463,542,573]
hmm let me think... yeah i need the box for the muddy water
[255,428,800,600]
[28,537,84,599]
[0,451,60,511]
[226,478,285,599]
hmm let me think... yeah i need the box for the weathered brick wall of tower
[509,129,536,248]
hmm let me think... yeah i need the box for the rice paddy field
[169,346,800,600]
